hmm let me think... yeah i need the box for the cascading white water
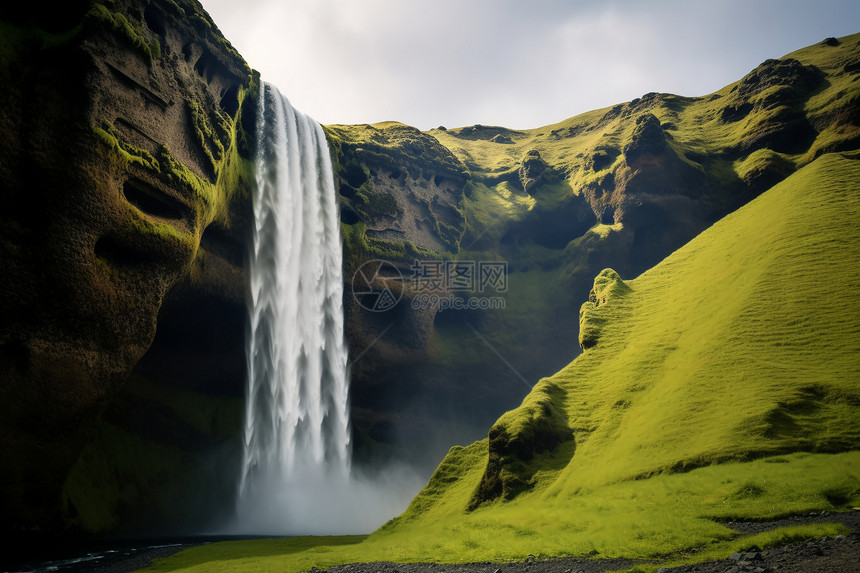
[237,82,352,534]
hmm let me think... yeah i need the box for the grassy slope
[544,152,860,492]
[365,151,860,559]
[145,148,860,573]
[343,36,860,446]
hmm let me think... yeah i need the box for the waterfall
[236,82,352,534]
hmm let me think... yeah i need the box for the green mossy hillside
[577,268,632,350]
[388,150,860,552]
[469,379,573,506]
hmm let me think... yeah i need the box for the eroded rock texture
[0,0,253,533]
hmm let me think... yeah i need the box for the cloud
[200,0,860,130]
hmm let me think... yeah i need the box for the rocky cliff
[0,0,254,534]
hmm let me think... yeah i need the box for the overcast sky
[198,0,858,130]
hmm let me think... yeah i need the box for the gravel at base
[320,557,643,573]
[318,511,860,573]
[653,531,859,573]
[88,545,192,573]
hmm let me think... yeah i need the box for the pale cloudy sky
[198,0,858,130]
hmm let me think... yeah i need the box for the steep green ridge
[377,151,860,554]
[432,31,860,188]
[428,32,860,252]
[145,148,859,573]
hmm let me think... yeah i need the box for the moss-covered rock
[578,268,631,350]
[469,379,573,507]
[518,149,558,195]
[0,0,253,534]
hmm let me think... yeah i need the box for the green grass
[144,452,857,572]
[540,153,860,492]
[145,536,367,573]
[144,149,860,573]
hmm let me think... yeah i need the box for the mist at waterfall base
[227,82,424,536]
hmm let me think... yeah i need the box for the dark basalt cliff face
[2,0,858,539]
[0,0,254,534]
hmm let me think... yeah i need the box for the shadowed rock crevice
[123,178,189,222]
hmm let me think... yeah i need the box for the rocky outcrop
[469,379,574,507]
[327,122,467,253]
[448,124,526,143]
[578,268,631,350]
[722,58,825,154]
[518,149,556,195]
[0,0,253,533]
